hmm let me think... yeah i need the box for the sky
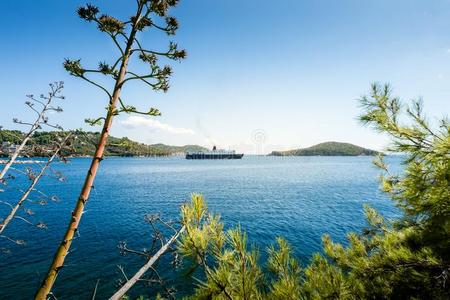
[1,0,450,154]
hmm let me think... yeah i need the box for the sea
[0,156,402,299]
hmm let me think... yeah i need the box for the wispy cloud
[121,116,195,135]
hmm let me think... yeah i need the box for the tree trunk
[34,9,142,299]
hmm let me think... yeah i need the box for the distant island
[269,141,379,156]
[0,130,207,157]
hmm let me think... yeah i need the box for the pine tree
[178,84,449,299]
[179,194,302,299]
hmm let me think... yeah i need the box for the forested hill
[0,130,207,157]
[270,141,379,156]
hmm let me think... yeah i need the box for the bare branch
[0,82,65,182]
[90,279,100,300]
[79,75,113,100]
[109,226,185,300]
[0,133,71,235]
[0,235,26,246]
[0,201,13,209]
[13,215,34,226]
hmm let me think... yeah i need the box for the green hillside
[0,129,207,157]
[149,143,208,154]
[270,141,379,156]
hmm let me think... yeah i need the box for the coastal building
[1,142,20,156]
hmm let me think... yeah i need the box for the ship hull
[186,153,244,159]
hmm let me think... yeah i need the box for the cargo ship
[186,146,244,159]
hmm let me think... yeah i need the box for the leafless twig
[0,133,71,235]
[110,225,185,300]
[0,82,65,182]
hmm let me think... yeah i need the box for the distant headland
[269,141,379,156]
[0,130,207,157]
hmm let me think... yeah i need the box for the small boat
[186,146,244,160]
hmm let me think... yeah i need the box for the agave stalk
[35,24,139,300]
[0,131,33,181]
[36,1,185,298]
[110,226,185,300]
[0,132,71,235]
[0,83,64,182]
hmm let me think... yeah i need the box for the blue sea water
[0,156,402,299]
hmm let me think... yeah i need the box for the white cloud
[121,116,195,135]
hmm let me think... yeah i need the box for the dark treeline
[1,0,448,299]
[270,141,379,156]
[0,129,206,157]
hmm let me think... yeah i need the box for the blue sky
[1,0,450,153]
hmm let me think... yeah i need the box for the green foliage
[84,117,105,126]
[67,0,187,124]
[0,129,23,144]
[270,141,379,156]
[178,84,450,299]
[63,59,85,76]
[97,14,125,34]
[179,194,303,299]
[116,99,161,117]
[77,4,99,21]
[0,129,207,157]
[267,238,302,299]
[360,83,450,259]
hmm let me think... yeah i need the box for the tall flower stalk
[35,1,185,298]
[0,82,64,182]
[0,132,72,236]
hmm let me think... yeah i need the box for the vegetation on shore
[0,129,206,157]
[176,83,450,299]
[270,141,379,156]
[1,0,447,298]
